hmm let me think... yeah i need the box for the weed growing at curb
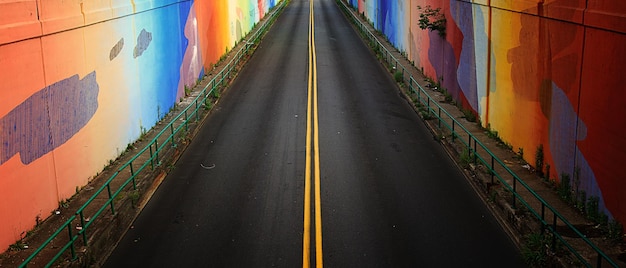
[521,233,549,267]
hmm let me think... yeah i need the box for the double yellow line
[303,0,322,267]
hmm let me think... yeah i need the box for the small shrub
[9,240,27,252]
[394,71,404,83]
[517,147,524,161]
[443,91,453,103]
[521,233,549,267]
[558,173,571,202]
[587,196,600,221]
[606,219,624,242]
[535,144,544,176]
[461,108,476,122]
[212,89,221,98]
[575,190,586,213]
[419,109,433,120]
[485,124,499,140]
[460,148,472,168]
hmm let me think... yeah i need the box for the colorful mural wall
[0,0,281,253]
[346,0,626,229]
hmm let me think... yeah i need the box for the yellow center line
[303,0,322,267]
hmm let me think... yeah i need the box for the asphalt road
[104,0,525,267]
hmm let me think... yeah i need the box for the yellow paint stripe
[303,0,322,267]
[302,0,314,266]
[311,0,323,266]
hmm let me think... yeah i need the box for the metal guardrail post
[154,139,159,165]
[79,211,87,245]
[452,120,456,141]
[129,161,135,177]
[467,135,471,155]
[473,139,477,164]
[552,214,558,250]
[187,104,193,124]
[437,107,441,128]
[512,176,517,209]
[67,224,76,260]
[416,84,421,100]
[149,145,154,170]
[490,156,494,184]
[170,124,175,147]
[107,184,115,215]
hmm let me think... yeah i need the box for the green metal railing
[19,2,286,267]
[337,1,618,267]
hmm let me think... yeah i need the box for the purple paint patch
[1,72,99,165]
[428,31,462,103]
[549,83,611,217]
[134,29,153,58]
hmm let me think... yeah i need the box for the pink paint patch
[178,3,204,100]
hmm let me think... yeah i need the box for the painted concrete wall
[347,0,626,229]
[0,0,281,253]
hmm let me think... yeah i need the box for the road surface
[104,0,525,266]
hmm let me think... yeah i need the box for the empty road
[104,0,525,266]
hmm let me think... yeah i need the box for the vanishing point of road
[105,0,525,266]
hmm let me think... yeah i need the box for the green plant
[521,233,549,267]
[485,124,499,140]
[517,147,524,161]
[575,190,586,213]
[394,71,404,83]
[184,85,191,96]
[9,239,27,252]
[535,144,544,176]
[558,173,571,202]
[443,91,453,103]
[460,148,472,168]
[417,5,446,38]
[544,163,550,181]
[129,190,141,203]
[212,89,221,98]
[417,104,433,120]
[587,196,600,221]
[461,108,477,122]
[204,98,213,110]
[139,125,148,141]
[419,110,433,120]
[489,190,498,203]
[59,199,70,209]
[605,219,624,242]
